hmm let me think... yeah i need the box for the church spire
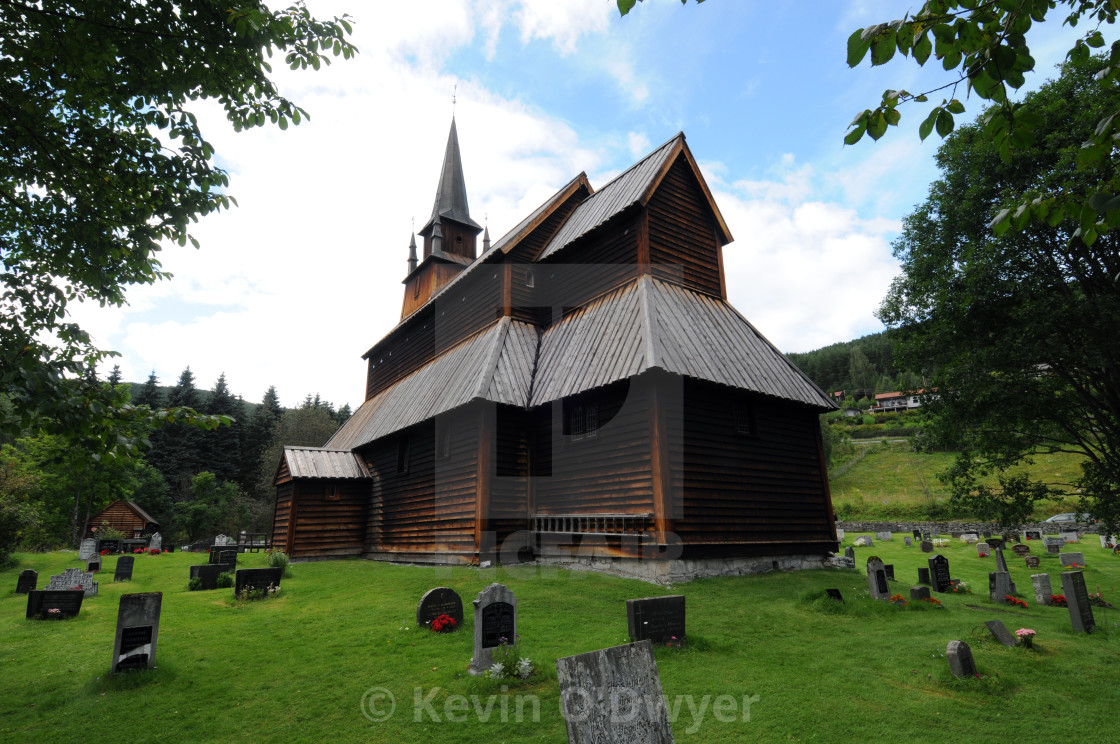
[422,117,481,233]
[406,231,418,274]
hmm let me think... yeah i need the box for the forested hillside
[787,332,925,398]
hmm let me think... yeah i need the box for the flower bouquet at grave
[1015,629,1036,649]
[1088,588,1113,608]
[1050,594,1068,607]
[922,597,943,608]
[1006,596,1029,609]
[429,614,457,633]
[1063,562,1084,569]
[889,594,908,606]
[949,582,972,594]
[148,548,160,555]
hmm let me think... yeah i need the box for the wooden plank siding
[288,480,367,558]
[88,501,153,537]
[490,405,531,551]
[539,213,640,323]
[272,483,293,553]
[668,377,836,554]
[647,156,723,298]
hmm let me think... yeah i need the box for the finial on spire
[452,84,457,117]
[407,230,418,274]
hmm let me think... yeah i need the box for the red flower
[430,614,458,633]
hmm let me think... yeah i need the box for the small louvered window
[733,400,755,436]
[397,436,411,474]
[570,403,599,441]
[325,484,340,501]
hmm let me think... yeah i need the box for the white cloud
[510,0,613,54]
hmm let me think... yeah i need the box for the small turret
[406,232,418,274]
[482,224,490,253]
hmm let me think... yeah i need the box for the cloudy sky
[74,0,1089,410]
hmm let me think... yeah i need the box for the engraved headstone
[921,540,933,554]
[189,564,233,590]
[910,586,930,601]
[416,587,464,629]
[989,572,1012,603]
[884,564,895,580]
[234,567,282,596]
[79,538,97,561]
[114,556,135,582]
[112,592,162,673]
[1012,544,1031,557]
[825,589,844,602]
[985,620,1018,647]
[1102,535,1111,549]
[15,569,37,594]
[556,641,673,744]
[904,537,913,547]
[977,542,991,557]
[1025,556,1041,568]
[214,534,232,546]
[86,555,101,573]
[1059,552,1085,567]
[1061,570,1095,634]
[26,589,84,619]
[627,595,685,644]
[1044,537,1064,554]
[929,555,951,593]
[209,547,238,567]
[867,557,890,600]
[470,583,517,676]
[97,538,121,554]
[875,531,893,541]
[917,567,931,585]
[946,641,977,678]
[912,529,922,539]
[988,537,1005,549]
[1024,530,1042,541]
[960,533,979,543]
[1060,531,1078,543]
[46,567,97,597]
[1031,573,1052,605]
[149,532,162,551]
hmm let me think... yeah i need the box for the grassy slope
[2,541,1119,743]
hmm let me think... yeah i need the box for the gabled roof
[419,117,481,233]
[537,133,732,261]
[124,501,157,525]
[333,317,539,450]
[281,447,370,479]
[530,276,834,410]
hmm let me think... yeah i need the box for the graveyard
[2,533,1119,742]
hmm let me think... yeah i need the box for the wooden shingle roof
[282,447,370,479]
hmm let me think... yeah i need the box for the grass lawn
[2,539,1119,743]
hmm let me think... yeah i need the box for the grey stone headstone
[1012,544,1031,557]
[16,569,38,594]
[79,538,97,561]
[1060,531,1078,543]
[835,528,845,541]
[910,586,930,601]
[844,546,855,561]
[470,583,517,676]
[149,533,162,551]
[855,536,873,547]
[904,537,913,547]
[1061,571,1095,634]
[86,555,101,573]
[112,592,162,673]
[977,542,991,557]
[985,620,1018,647]
[1059,552,1085,567]
[946,641,977,678]
[416,587,464,629]
[214,534,232,546]
[875,531,893,541]
[1102,535,1111,549]
[26,589,84,619]
[234,567,282,596]
[114,556,135,582]
[994,547,1010,574]
[556,640,673,744]
[989,572,1012,603]
[825,589,844,602]
[627,595,685,644]
[921,540,933,554]
[917,567,931,585]
[1025,556,1041,568]
[867,557,890,600]
[929,555,951,593]
[961,533,979,543]
[46,568,97,597]
[1044,537,1063,554]
[190,563,233,590]
[1031,573,1052,605]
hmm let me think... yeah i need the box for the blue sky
[75,0,1102,409]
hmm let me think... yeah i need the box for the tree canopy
[879,55,1120,532]
[0,1,355,457]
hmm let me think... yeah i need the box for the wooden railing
[531,513,653,537]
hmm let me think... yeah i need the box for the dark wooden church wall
[647,157,722,298]
[272,483,293,553]
[490,405,531,549]
[432,412,482,555]
[289,480,368,557]
[671,379,834,549]
[539,215,640,321]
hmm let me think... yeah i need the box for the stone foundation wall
[838,520,1104,535]
[535,553,849,585]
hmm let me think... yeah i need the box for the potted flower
[1015,628,1036,649]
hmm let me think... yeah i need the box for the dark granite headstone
[994,547,1010,573]
[627,595,686,643]
[920,540,933,553]
[112,592,162,672]
[470,583,518,676]
[989,572,1011,602]
[1061,571,1095,634]
[1025,556,1041,568]
[209,547,238,567]
[1012,544,1031,557]
[114,556,135,582]
[97,538,121,554]
[884,564,895,580]
[910,586,930,601]
[988,537,1005,550]
[189,563,233,590]
[985,620,1018,647]
[946,640,977,678]
[15,569,37,594]
[234,567,282,596]
[1059,552,1085,567]
[1024,530,1042,541]
[417,587,464,629]
[912,529,922,539]
[826,589,844,602]
[556,641,673,744]
[918,567,931,585]
[929,555,951,593]
[26,589,84,619]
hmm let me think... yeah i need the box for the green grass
[830,441,1088,521]
[2,542,1119,742]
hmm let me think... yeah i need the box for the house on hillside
[272,122,839,580]
[88,500,159,538]
[869,391,924,413]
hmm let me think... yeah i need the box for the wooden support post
[285,487,299,559]
[646,376,675,546]
[636,210,651,275]
[475,405,493,563]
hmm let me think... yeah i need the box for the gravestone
[1012,544,1031,557]
[1024,530,1042,541]
[86,555,101,573]
[960,533,979,543]
[854,536,873,547]
[1031,574,1052,605]
[234,567,282,596]
[988,537,1005,549]
[26,589,84,619]
[989,572,1012,603]
[946,641,977,678]
[214,534,232,546]
[1102,535,1111,549]
[917,567,931,585]
[209,547,238,567]
[983,531,993,539]
[884,564,895,580]
[1059,552,1085,567]
[1025,556,1041,568]
[825,589,844,602]
[835,528,845,541]
[904,537,913,547]
[416,587,464,629]
[627,595,685,644]
[556,640,673,744]
[912,529,922,539]
[929,555,951,593]
[114,556,135,582]
[149,532,162,551]
[46,567,97,597]
[470,583,518,676]
[866,557,890,600]
[1044,537,1064,554]
[16,569,37,594]
[189,564,233,590]
[910,586,930,601]
[875,531,893,541]
[920,540,933,554]
[97,538,121,554]
[112,592,162,673]
[1061,571,1095,634]
[994,548,1015,593]
[977,543,991,558]
[79,538,97,561]
[844,546,855,561]
[1060,531,1078,543]
[985,619,1018,647]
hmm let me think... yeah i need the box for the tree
[878,56,1120,533]
[240,385,284,492]
[201,373,243,484]
[133,371,165,408]
[255,401,340,499]
[149,367,208,496]
[843,1,1119,244]
[0,1,355,457]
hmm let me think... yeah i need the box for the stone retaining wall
[838,520,1104,535]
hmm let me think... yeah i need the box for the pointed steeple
[430,218,444,256]
[421,117,481,233]
[406,232,418,273]
[482,224,490,253]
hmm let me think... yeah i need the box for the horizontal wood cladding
[360,413,479,556]
[538,213,640,323]
[274,456,291,485]
[90,501,154,537]
[670,378,834,547]
[272,484,293,553]
[505,184,590,264]
[491,406,530,547]
[648,157,722,298]
[531,380,655,519]
[289,480,367,558]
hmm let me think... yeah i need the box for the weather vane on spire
[452,84,457,116]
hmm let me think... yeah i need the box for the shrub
[187,577,202,591]
[216,572,235,588]
[266,549,291,576]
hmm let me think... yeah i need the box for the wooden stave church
[272,122,840,576]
